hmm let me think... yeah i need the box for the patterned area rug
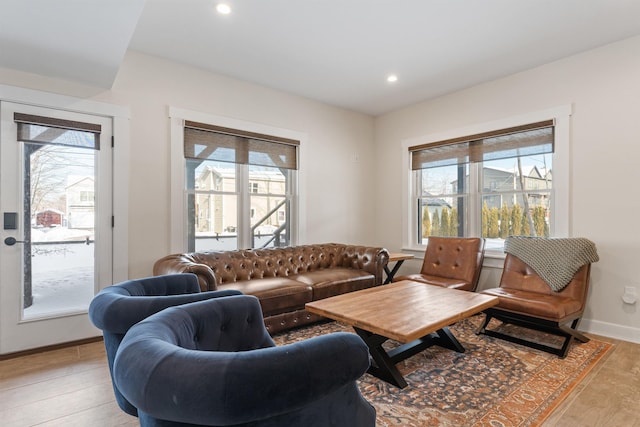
[272,315,613,427]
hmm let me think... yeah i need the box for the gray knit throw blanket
[504,236,599,292]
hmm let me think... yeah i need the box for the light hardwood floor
[0,334,638,427]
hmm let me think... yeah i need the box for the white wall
[112,52,379,276]
[374,35,640,343]
[0,51,377,279]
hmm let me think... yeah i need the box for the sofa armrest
[153,254,218,291]
[341,245,390,285]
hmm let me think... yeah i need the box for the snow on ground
[23,230,94,319]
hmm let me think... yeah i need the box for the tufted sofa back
[155,243,388,291]
[192,244,344,284]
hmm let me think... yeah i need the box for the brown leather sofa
[153,243,389,334]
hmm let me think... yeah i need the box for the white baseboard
[580,318,640,344]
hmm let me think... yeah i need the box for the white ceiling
[2,0,640,116]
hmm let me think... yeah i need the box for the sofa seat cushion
[293,268,375,300]
[393,274,470,290]
[482,287,582,322]
[219,278,312,317]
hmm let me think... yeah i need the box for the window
[182,120,299,252]
[80,191,95,202]
[407,110,569,254]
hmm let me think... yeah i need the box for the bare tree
[29,145,67,215]
[29,144,93,217]
[517,157,535,235]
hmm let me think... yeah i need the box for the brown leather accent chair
[393,237,486,292]
[477,253,592,358]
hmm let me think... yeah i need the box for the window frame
[401,105,571,260]
[169,107,305,253]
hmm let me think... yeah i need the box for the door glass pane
[23,142,96,319]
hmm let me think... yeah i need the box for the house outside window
[182,120,299,252]
[410,118,560,253]
[66,177,95,229]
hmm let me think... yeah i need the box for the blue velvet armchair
[88,274,242,417]
[113,294,376,427]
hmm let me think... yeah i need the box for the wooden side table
[383,253,414,284]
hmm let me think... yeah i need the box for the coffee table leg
[354,328,408,389]
[434,327,466,353]
[353,326,466,389]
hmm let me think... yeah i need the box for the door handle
[4,237,25,246]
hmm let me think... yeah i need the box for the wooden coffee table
[305,280,498,388]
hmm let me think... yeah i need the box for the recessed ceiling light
[216,3,231,14]
[387,74,398,83]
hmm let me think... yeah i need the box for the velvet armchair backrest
[88,274,242,417]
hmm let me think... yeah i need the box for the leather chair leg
[476,308,588,359]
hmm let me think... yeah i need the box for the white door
[0,101,113,354]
